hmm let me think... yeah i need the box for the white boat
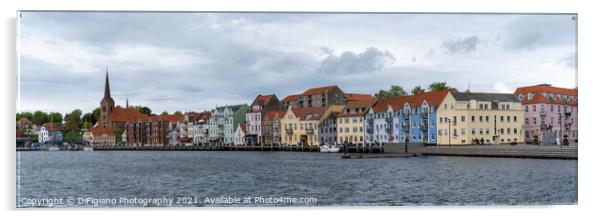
[320,144,341,153]
[45,146,61,151]
[83,146,94,151]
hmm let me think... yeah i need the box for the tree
[174,111,183,116]
[32,111,48,125]
[93,107,101,122]
[82,113,96,125]
[64,109,83,131]
[412,86,425,95]
[161,111,169,115]
[16,112,33,121]
[374,85,407,99]
[113,128,125,143]
[428,81,451,91]
[135,106,152,116]
[48,112,63,123]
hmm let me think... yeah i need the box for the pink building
[515,84,578,144]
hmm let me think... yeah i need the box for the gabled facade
[208,104,249,145]
[234,124,247,146]
[262,110,286,146]
[317,105,345,145]
[280,106,326,147]
[514,84,578,143]
[83,127,116,147]
[245,94,283,145]
[436,91,525,145]
[335,99,376,145]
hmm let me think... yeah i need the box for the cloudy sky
[17,12,577,114]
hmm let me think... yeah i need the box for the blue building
[396,89,452,145]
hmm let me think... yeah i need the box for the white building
[234,124,247,146]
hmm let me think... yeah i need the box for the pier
[384,144,578,160]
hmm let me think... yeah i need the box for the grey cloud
[504,15,576,51]
[318,47,395,74]
[442,35,479,55]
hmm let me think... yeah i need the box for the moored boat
[320,144,341,153]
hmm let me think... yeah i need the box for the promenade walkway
[405,144,577,160]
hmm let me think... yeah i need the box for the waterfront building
[37,123,62,144]
[335,99,376,145]
[436,91,525,145]
[514,84,578,144]
[365,96,409,145]
[18,117,32,129]
[234,124,247,146]
[83,127,115,147]
[399,90,451,145]
[125,114,183,147]
[317,105,345,145]
[192,112,211,145]
[208,104,249,145]
[262,110,286,146]
[281,85,346,109]
[280,106,326,147]
[245,94,283,145]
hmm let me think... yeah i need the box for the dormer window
[527,93,533,100]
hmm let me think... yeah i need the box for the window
[525,106,528,112]
[461,116,465,122]
[485,116,489,122]
[533,105,536,112]
[501,116,504,122]
[461,128,466,135]
[486,128,490,135]
[479,116,483,122]
[479,128,483,135]
[514,128,518,134]
[471,116,475,122]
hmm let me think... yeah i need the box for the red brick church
[98,68,146,130]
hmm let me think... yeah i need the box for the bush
[563,134,569,146]
[532,135,539,145]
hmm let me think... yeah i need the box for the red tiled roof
[282,94,300,102]
[42,123,61,132]
[265,110,286,121]
[407,89,453,107]
[89,127,114,136]
[239,124,247,133]
[372,96,412,113]
[110,107,147,122]
[291,107,326,121]
[371,89,453,113]
[18,117,32,125]
[339,99,377,117]
[345,93,375,101]
[514,84,578,106]
[514,84,578,96]
[252,94,277,106]
[301,85,338,96]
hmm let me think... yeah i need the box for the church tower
[99,67,115,128]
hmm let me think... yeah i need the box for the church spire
[104,66,111,99]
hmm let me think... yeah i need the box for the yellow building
[83,127,116,147]
[280,107,326,147]
[436,91,525,145]
[335,99,376,145]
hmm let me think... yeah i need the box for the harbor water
[16,151,577,207]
